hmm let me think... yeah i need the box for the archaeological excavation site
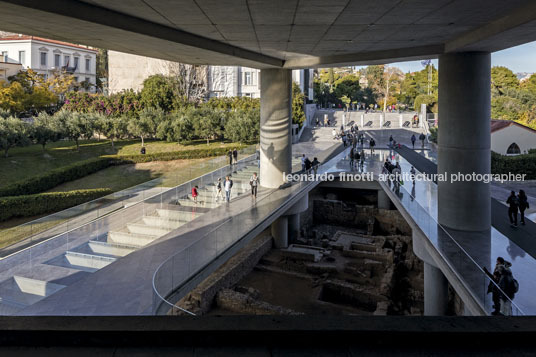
[175,181,465,316]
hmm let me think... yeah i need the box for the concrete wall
[491,125,536,155]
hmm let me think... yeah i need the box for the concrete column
[287,213,300,243]
[272,216,288,249]
[438,52,491,231]
[420,104,426,128]
[360,114,364,128]
[424,262,449,316]
[377,189,391,210]
[260,69,292,188]
[399,114,403,128]
[379,113,384,127]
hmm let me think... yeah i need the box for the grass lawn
[0,139,241,189]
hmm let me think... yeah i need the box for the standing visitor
[498,261,518,316]
[349,147,355,168]
[369,138,376,154]
[389,135,394,148]
[224,176,233,202]
[228,149,233,167]
[352,134,358,149]
[411,134,416,149]
[507,191,519,227]
[410,166,416,184]
[216,178,223,201]
[250,172,259,199]
[359,149,365,168]
[232,148,238,166]
[419,133,426,148]
[301,154,306,172]
[304,157,312,172]
[518,190,529,225]
[191,185,199,204]
[332,128,337,140]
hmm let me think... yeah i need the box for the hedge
[491,151,536,180]
[0,144,249,197]
[0,158,113,197]
[0,188,113,221]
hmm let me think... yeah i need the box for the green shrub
[0,157,113,197]
[491,151,536,180]
[0,188,112,221]
[108,144,248,164]
[429,127,438,143]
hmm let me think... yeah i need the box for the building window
[74,57,79,71]
[40,52,47,66]
[507,143,521,155]
[74,76,79,82]
[85,58,90,72]
[54,54,60,68]
[64,55,70,66]
[244,71,252,85]
[1,51,8,62]
[18,51,25,66]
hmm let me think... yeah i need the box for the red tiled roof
[491,119,536,134]
[0,35,97,52]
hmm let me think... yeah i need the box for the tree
[521,73,536,94]
[292,82,306,127]
[0,116,32,157]
[192,105,223,144]
[333,74,361,105]
[171,108,195,143]
[52,110,93,150]
[33,112,60,150]
[224,108,260,143]
[128,107,163,146]
[140,75,174,111]
[99,115,128,149]
[166,63,207,105]
[491,66,519,95]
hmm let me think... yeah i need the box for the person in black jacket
[507,191,519,227]
[518,190,530,225]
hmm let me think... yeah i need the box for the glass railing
[152,147,350,315]
[0,145,258,259]
[0,151,261,314]
[380,175,524,316]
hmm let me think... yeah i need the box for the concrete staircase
[0,160,261,314]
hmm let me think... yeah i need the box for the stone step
[142,216,187,229]
[87,241,137,257]
[127,223,171,237]
[156,209,204,221]
[176,199,221,208]
[64,251,116,271]
[107,231,159,247]
[0,276,66,309]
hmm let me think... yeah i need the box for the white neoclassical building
[491,119,536,155]
[0,34,97,91]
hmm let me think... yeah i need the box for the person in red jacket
[192,185,199,204]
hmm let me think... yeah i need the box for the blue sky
[376,41,536,74]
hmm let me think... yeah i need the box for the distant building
[108,51,312,100]
[491,119,536,155]
[0,34,97,91]
[0,61,22,81]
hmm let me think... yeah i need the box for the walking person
[410,166,416,185]
[507,191,519,227]
[232,148,238,166]
[411,134,416,149]
[369,137,376,154]
[312,157,320,176]
[419,132,426,148]
[224,176,233,203]
[191,185,199,204]
[332,128,337,140]
[354,149,360,170]
[389,135,394,148]
[250,172,259,199]
[484,257,512,315]
[349,147,355,168]
[304,157,312,172]
[215,178,223,201]
[518,190,529,225]
[359,149,365,168]
[301,154,306,172]
[498,262,518,316]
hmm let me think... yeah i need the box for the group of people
[349,147,365,169]
[484,257,519,316]
[507,190,530,227]
[227,148,239,167]
[301,154,320,174]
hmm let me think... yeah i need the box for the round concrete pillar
[287,213,300,243]
[260,69,292,188]
[424,262,449,316]
[272,216,289,249]
[438,52,491,231]
[377,189,391,210]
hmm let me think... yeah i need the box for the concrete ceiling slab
[1,0,536,68]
